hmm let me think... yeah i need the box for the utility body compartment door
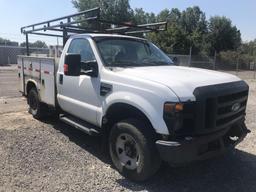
[18,56,56,107]
[40,58,55,106]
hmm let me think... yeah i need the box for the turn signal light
[164,103,184,114]
[175,103,184,111]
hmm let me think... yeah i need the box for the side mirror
[64,54,81,76]
[172,57,179,66]
[81,60,99,78]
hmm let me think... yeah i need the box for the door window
[67,38,96,71]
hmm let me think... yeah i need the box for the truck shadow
[47,118,256,192]
[117,150,256,192]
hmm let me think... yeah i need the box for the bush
[217,51,253,70]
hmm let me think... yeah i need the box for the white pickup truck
[18,33,250,181]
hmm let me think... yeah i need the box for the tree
[0,37,18,46]
[133,8,156,24]
[240,39,256,56]
[72,0,133,23]
[20,40,48,48]
[32,41,48,48]
[0,37,11,45]
[72,1,243,56]
[148,9,184,54]
[148,6,208,55]
[208,16,241,53]
[180,6,208,54]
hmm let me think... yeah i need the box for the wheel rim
[115,133,140,170]
[29,93,37,111]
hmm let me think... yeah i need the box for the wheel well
[103,103,157,137]
[26,81,36,95]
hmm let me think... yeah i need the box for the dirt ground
[0,65,255,192]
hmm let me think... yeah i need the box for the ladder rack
[21,7,167,56]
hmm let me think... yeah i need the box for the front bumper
[156,123,250,165]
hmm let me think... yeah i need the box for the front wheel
[109,119,161,181]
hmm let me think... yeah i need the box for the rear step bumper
[156,122,250,165]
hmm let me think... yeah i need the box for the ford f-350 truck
[18,9,250,181]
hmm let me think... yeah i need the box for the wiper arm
[141,61,171,66]
[155,61,173,65]
[107,61,139,67]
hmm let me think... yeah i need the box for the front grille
[166,81,249,138]
[205,90,248,130]
[192,81,248,135]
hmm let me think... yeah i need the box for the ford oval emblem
[231,103,241,112]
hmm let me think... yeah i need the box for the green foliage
[148,6,208,54]
[73,1,243,55]
[218,50,238,65]
[133,8,156,24]
[208,16,241,54]
[72,0,133,23]
[217,50,253,70]
[32,40,48,48]
[0,37,10,45]
[0,37,18,46]
[20,40,48,48]
[240,39,256,56]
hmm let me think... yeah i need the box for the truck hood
[116,66,241,101]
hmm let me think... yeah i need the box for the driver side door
[58,38,101,125]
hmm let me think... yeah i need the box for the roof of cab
[71,33,147,41]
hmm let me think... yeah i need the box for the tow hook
[229,136,239,142]
[228,127,251,142]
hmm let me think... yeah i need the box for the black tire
[109,119,161,181]
[28,88,47,119]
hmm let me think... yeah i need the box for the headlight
[163,103,184,135]
[164,103,184,114]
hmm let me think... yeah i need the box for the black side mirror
[172,57,179,66]
[64,54,81,76]
[81,60,99,78]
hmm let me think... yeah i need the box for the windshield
[95,38,173,67]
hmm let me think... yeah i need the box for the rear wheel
[109,119,161,181]
[28,88,47,119]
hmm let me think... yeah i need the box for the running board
[59,114,100,136]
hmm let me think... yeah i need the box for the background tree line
[0,38,48,48]
[1,0,255,67]
[73,0,256,67]
[0,37,19,46]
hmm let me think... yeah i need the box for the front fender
[101,91,170,135]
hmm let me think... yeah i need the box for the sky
[0,0,255,45]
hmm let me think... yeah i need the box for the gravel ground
[0,66,255,192]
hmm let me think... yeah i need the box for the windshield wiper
[107,61,172,68]
[106,61,139,67]
[141,61,172,66]
[155,61,173,65]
